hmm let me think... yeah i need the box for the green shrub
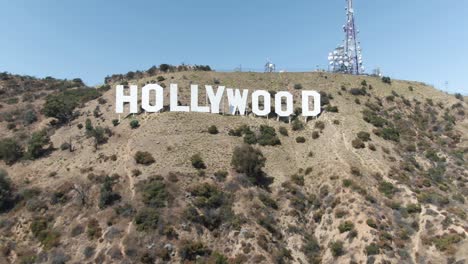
[291,174,305,186]
[351,138,365,149]
[99,176,121,209]
[189,183,226,209]
[231,144,266,185]
[0,170,14,212]
[214,170,228,181]
[30,218,60,249]
[179,241,211,261]
[377,127,400,142]
[349,88,366,96]
[130,120,140,129]
[258,193,278,209]
[296,136,306,143]
[302,235,321,263]
[257,125,281,146]
[325,105,339,112]
[294,84,303,90]
[112,119,119,126]
[291,119,304,131]
[431,233,463,251]
[0,138,23,164]
[86,218,102,240]
[243,131,257,145]
[134,151,155,165]
[43,88,100,124]
[454,93,463,101]
[366,219,377,229]
[363,109,387,127]
[338,221,354,233]
[330,241,344,257]
[406,203,421,214]
[382,76,391,84]
[156,76,165,82]
[379,181,396,197]
[418,191,449,205]
[208,125,218,134]
[27,130,51,159]
[312,131,320,139]
[278,126,288,136]
[191,154,206,169]
[228,125,250,137]
[365,243,380,255]
[357,131,371,142]
[314,121,325,130]
[23,110,38,125]
[139,176,168,208]
[135,208,160,231]
[91,126,108,146]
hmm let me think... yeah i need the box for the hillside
[0,71,467,264]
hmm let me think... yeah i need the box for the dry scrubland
[0,71,467,264]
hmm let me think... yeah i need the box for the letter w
[227,88,249,115]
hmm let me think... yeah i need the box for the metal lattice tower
[328,0,364,75]
[264,59,276,73]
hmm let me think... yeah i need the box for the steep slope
[0,71,466,264]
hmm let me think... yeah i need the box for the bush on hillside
[294,84,303,90]
[207,125,218,134]
[130,120,140,129]
[139,176,168,208]
[357,131,371,142]
[0,138,23,164]
[27,130,51,159]
[231,144,266,185]
[43,88,100,124]
[0,169,14,212]
[134,151,155,165]
[257,125,281,146]
[296,136,306,143]
[291,119,304,131]
[382,76,391,84]
[352,138,365,149]
[278,126,288,136]
[330,241,344,257]
[135,208,160,231]
[99,176,121,209]
[191,154,206,169]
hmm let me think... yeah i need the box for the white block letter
[170,84,189,112]
[116,85,138,113]
[190,85,210,113]
[302,90,321,117]
[206,85,225,114]
[275,91,293,117]
[227,88,249,115]
[142,84,164,112]
[252,90,271,116]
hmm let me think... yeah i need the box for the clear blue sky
[0,0,467,94]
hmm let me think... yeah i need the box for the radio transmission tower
[328,0,364,75]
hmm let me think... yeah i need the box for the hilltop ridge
[0,71,466,264]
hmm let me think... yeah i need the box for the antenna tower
[328,0,364,75]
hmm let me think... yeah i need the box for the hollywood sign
[115,84,321,117]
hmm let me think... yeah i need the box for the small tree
[0,169,14,212]
[27,130,51,159]
[231,144,266,185]
[99,176,121,209]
